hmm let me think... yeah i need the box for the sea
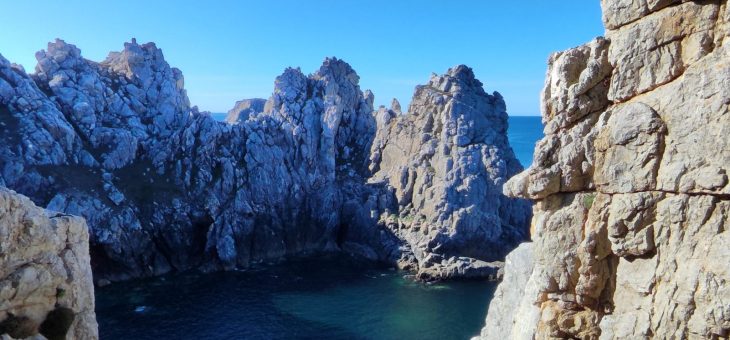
[95,115,544,340]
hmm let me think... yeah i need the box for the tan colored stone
[0,188,97,339]
[477,1,730,339]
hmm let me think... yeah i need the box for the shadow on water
[96,254,497,340]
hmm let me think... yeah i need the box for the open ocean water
[96,114,544,340]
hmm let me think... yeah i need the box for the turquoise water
[96,256,497,340]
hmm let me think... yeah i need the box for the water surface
[507,115,543,167]
[96,256,497,340]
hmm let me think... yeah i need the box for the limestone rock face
[479,1,729,338]
[224,98,266,124]
[0,188,98,339]
[368,65,531,280]
[0,39,527,281]
[474,242,539,340]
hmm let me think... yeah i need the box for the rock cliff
[477,0,729,338]
[0,188,97,339]
[0,39,528,282]
[368,66,530,280]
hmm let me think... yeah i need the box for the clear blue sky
[0,1,603,115]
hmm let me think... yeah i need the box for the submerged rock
[477,1,730,339]
[0,39,528,282]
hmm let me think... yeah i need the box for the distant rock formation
[225,98,266,124]
[0,188,97,339]
[0,38,528,282]
[476,0,730,338]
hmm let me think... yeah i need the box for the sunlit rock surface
[478,0,730,338]
[0,188,97,339]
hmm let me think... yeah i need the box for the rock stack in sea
[368,66,530,280]
[476,0,730,338]
[0,188,98,340]
[0,39,529,283]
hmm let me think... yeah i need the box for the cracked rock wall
[477,0,729,339]
[0,188,97,339]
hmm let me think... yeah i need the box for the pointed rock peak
[33,39,85,75]
[390,98,402,114]
[273,67,308,101]
[45,39,82,57]
[315,57,360,87]
[102,39,167,79]
[428,64,484,95]
[447,64,475,80]
[36,39,82,63]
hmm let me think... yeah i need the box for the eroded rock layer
[0,39,528,282]
[478,1,729,339]
[0,188,98,340]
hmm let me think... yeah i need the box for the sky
[0,1,603,116]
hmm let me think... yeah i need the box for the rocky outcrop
[478,0,729,339]
[0,188,97,339]
[224,98,265,124]
[367,66,530,280]
[0,39,528,282]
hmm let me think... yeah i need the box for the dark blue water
[507,116,543,167]
[209,112,544,167]
[96,256,497,340]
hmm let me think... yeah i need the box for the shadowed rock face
[0,188,98,339]
[0,38,529,282]
[477,0,730,339]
